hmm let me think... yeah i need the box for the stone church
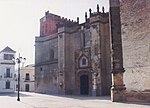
[35,5,111,96]
[35,0,150,102]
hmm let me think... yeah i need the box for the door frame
[76,71,92,95]
[25,84,30,92]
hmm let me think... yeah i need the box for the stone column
[109,0,126,102]
[92,72,97,96]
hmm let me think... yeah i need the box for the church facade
[35,0,150,102]
[35,5,111,96]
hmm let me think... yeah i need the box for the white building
[0,46,16,93]
[15,64,35,92]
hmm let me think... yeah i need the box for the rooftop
[0,46,16,53]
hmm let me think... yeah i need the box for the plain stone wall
[35,34,58,64]
[35,34,59,94]
[90,13,111,95]
[58,26,81,94]
[120,0,150,92]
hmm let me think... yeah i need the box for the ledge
[126,91,150,103]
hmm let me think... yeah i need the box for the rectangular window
[25,73,30,80]
[4,54,14,60]
[6,81,10,89]
[6,68,10,78]
[50,49,54,60]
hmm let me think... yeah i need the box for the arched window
[50,49,54,60]
[82,58,86,65]
[80,56,88,67]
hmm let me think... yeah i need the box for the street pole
[17,53,20,101]
[14,53,26,101]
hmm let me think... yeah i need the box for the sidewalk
[0,92,149,108]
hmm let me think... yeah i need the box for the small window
[50,49,54,60]
[4,54,14,60]
[6,68,10,78]
[82,58,86,65]
[6,81,10,89]
[59,35,63,38]
[40,67,43,71]
[25,73,30,80]
[80,56,88,67]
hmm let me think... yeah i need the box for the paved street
[0,92,149,108]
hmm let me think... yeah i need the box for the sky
[0,0,109,65]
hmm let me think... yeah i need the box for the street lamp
[13,53,26,101]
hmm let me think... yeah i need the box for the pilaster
[109,0,126,102]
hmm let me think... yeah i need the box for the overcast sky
[0,0,109,65]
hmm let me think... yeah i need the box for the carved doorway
[80,75,89,95]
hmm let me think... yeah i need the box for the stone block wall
[35,34,59,94]
[120,0,150,102]
[35,34,58,65]
[90,12,111,96]
[58,26,81,94]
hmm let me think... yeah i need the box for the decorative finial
[102,6,105,13]
[97,4,99,13]
[85,12,87,21]
[45,11,49,16]
[77,17,79,23]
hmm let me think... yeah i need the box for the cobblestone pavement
[0,92,149,108]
